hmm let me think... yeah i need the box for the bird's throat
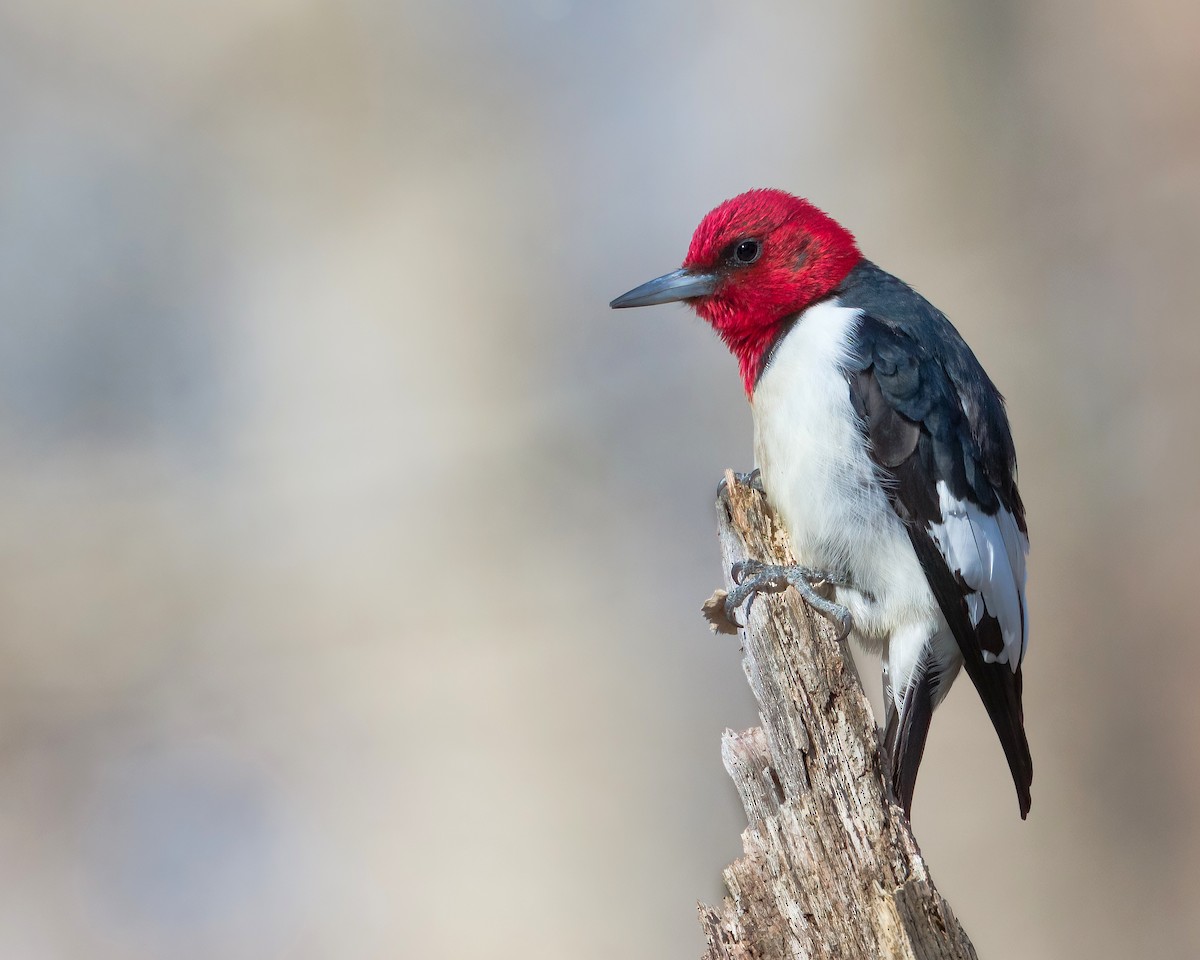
[723,321,792,398]
[700,257,861,396]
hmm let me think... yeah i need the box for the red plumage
[682,189,861,393]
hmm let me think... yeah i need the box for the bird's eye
[733,239,761,264]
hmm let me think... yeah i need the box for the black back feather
[840,262,1032,818]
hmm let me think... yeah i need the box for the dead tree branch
[697,472,978,960]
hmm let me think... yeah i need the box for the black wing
[840,262,1032,819]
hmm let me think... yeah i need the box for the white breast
[751,299,939,646]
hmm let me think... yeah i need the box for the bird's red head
[612,189,861,394]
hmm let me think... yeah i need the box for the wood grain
[698,473,977,960]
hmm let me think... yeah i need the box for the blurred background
[0,0,1197,956]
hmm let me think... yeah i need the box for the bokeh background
[1,1,1197,957]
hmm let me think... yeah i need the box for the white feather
[928,481,1028,668]
[997,507,1030,650]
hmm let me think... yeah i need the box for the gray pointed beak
[610,267,718,309]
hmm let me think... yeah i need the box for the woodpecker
[611,189,1031,819]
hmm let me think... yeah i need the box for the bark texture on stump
[698,473,978,960]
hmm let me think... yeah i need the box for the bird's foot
[718,468,765,494]
[723,559,853,640]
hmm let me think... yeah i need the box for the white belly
[750,299,940,649]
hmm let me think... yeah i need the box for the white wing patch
[928,480,1029,669]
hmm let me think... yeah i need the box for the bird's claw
[722,560,853,640]
[718,468,765,495]
[730,558,771,585]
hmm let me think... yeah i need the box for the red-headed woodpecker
[611,189,1032,819]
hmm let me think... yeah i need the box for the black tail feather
[973,660,1032,818]
[884,665,935,819]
